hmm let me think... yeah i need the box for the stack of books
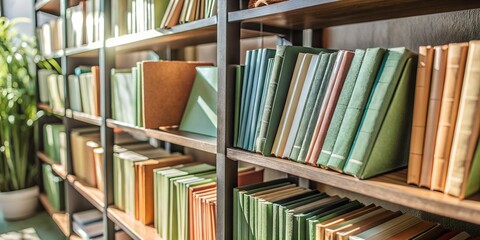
[111,0,218,37]
[408,40,480,198]
[234,178,474,240]
[43,124,66,169]
[72,209,130,240]
[42,164,65,211]
[38,70,64,113]
[66,0,101,47]
[68,65,101,116]
[111,61,213,129]
[36,18,63,56]
[235,46,416,179]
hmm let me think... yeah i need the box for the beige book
[420,45,448,188]
[431,42,469,191]
[408,46,434,185]
[450,232,471,240]
[323,208,389,240]
[350,214,414,240]
[445,40,480,198]
[272,53,314,156]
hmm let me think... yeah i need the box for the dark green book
[254,58,275,151]
[256,45,332,156]
[234,65,244,147]
[295,53,337,162]
[344,54,415,179]
[317,49,365,167]
[242,49,263,148]
[326,48,386,171]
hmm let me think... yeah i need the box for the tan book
[367,216,422,240]
[445,40,480,198]
[420,45,448,188]
[431,42,469,191]
[316,205,379,240]
[411,224,446,240]
[91,66,101,116]
[387,220,436,239]
[165,0,185,28]
[333,210,402,240]
[93,147,104,192]
[272,53,313,156]
[141,61,212,129]
[349,214,414,240]
[84,140,101,187]
[307,50,354,165]
[70,128,100,187]
[408,46,434,185]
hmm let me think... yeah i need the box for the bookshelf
[33,0,480,239]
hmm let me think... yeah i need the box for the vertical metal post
[100,0,115,239]
[216,1,239,240]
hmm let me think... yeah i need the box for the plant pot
[0,186,39,220]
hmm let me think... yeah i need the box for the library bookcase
[33,0,480,239]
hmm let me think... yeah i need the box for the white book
[283,54,321,158]
[86,0,94,44]
[38,69,56,103]
[41,23,52,56]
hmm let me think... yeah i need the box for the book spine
[420,45,449,188]
[326,48,385,171]
[344,48,412,176]
[445,40,480,197]
[241,50,260,148]
[317,50,365,167]
[407,46,434,185]
[254,58,275,151]
[431,43,469,191]
[237,50,252,148]
[234,65,244,148]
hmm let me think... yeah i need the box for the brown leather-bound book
[431,42,469,191]
[238,169,264,187]
[91,66,101,116]
[431,230,458,240]
[134,155,193,224]
[420,45,448,188]
[411,224,446,240]
[387,220,436,239]
[408,46,434,185]
[305,51,346,165]
[141,61,213,129]
[334,211,402,240]
[307,51,354,166]
[316,205,378,240]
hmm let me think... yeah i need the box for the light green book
[317,49,365,167]
[244,49,265,149]
[42,164,65,211]
[234,65,244,147]
[295,53,337,162]
[237,50,254,148]
[256,46,332,155]
[344,56,415,178]
[38,69,55,103]
[79,73,93,115]
[136,63,142,127]
[326,48,386,171]
[111,69,132,124]
[254,58,275,151]
[43,124,65,163]
[179,66,218,137]
[68,75,83,112]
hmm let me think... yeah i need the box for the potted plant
[0,17,40,220]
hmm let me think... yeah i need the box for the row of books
[38,70,64,113]
[42,164,65,211]
[111,61,217,137]
[36,18,63,57]
[408,41,480,199]
[112,145,263,240]
[234,178,475,240]
[68,66,101,117]
[66,0,102,47]
[72,209,130,240]
[111,0,217,37]
[234,45,416,179]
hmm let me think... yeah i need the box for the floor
[0,211,65,240]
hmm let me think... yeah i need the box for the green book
[326,48,386,171]
[136,63,142,127]
[68,75,83,112]
[306,201,363,240]
[234,65,244,147]
[344,55,415,178]
[243,49,264,149]
[111,69,132,123]
[237,50,255,148]
[465,140,480,197]
[289,53,331,161]
[247,49,276,151]
[256,45,332,156]
[42,164,65,211]
[254,58,275,151]
[43,124,65,163]
[317,49,366,167]
[179,66,218,137]
[154,0,170,28]
[295,53,337,162]
[74,65,92,76]
[38,69,56,103]
[79,73,93,115]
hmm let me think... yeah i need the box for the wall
[2,0,35,36]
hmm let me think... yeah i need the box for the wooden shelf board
[42,50,64,59]
[35,0,60,15]
[39,193,57,216]
[106,17,218,53]
[69,234,82,240]
[68,110,102,126]
[52,212,70,237]
[37,151,67,179]
[107,119,217,154]
[227,148,480,225]
[229,0,480,29]
[65,42,102,57]
[107,207,161,240]
[67,175,105,211]
[37,103,65,117]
